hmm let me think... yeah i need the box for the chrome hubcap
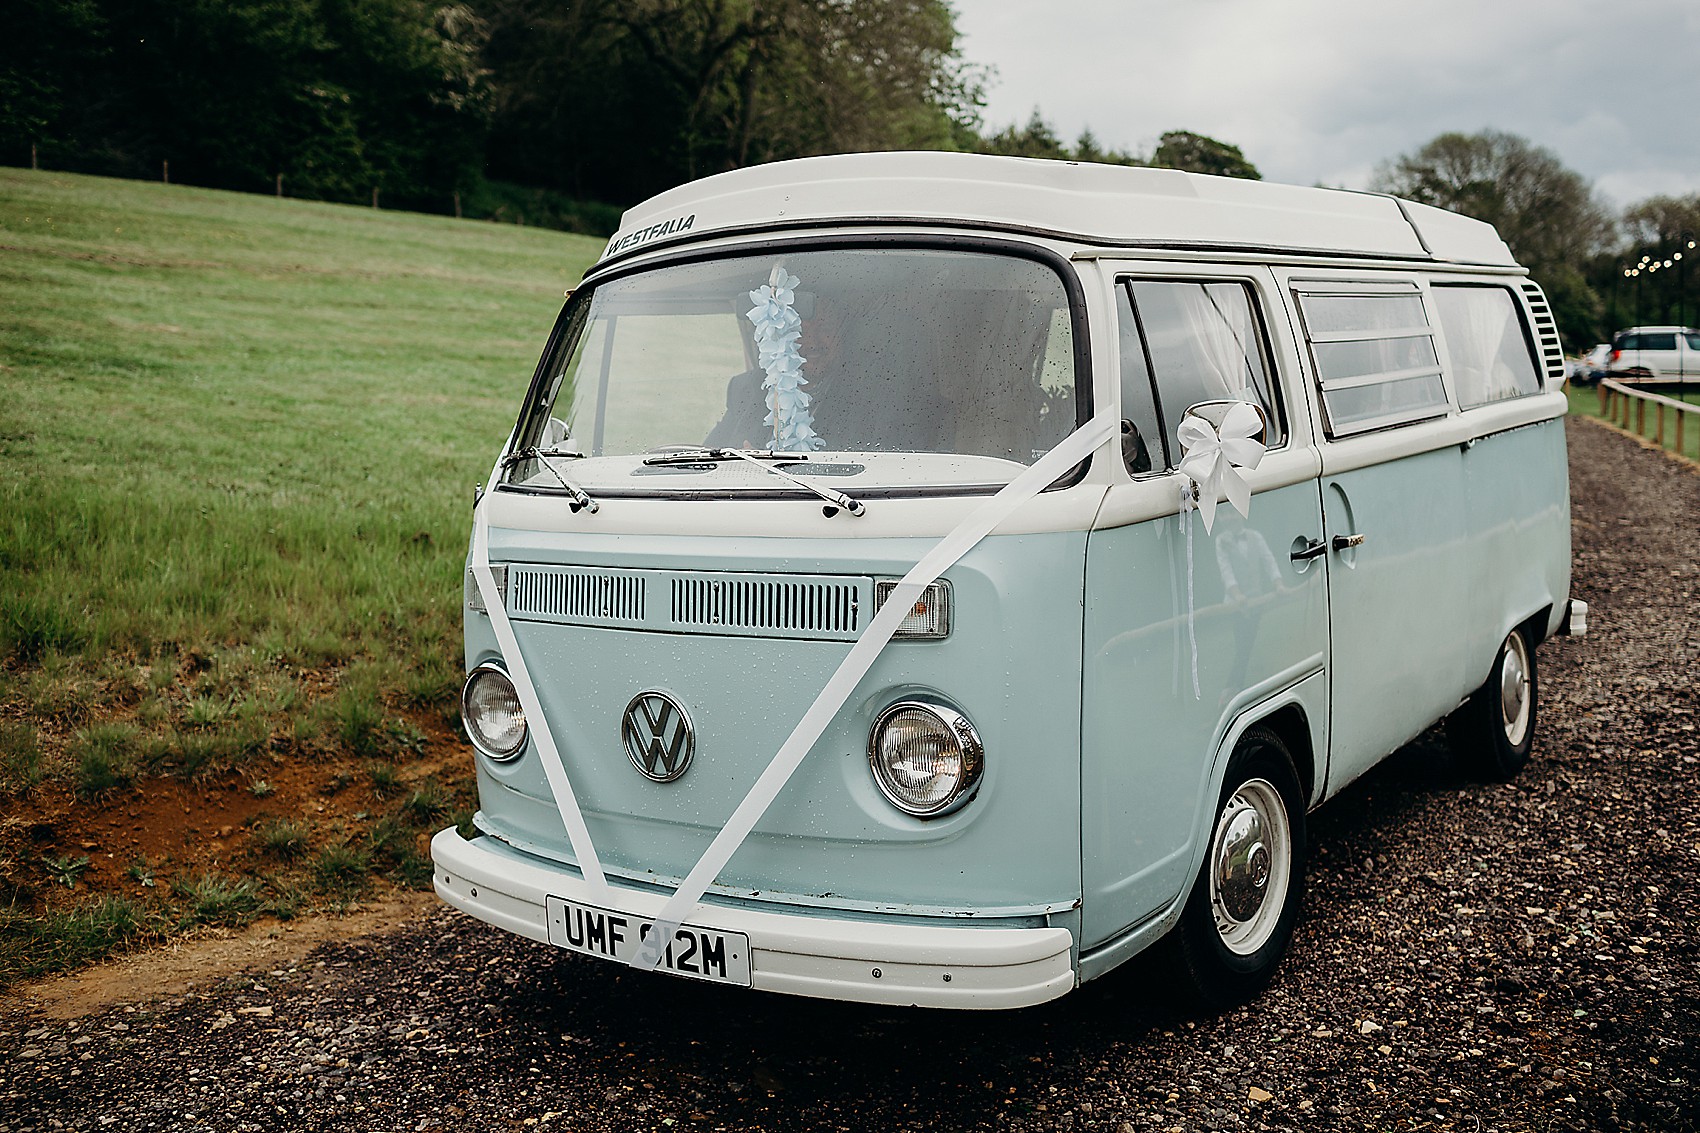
[1499,632,1531,747]
[1208,778,1291,955]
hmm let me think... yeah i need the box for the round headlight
[462,663,527,761]
[868,700,984,817]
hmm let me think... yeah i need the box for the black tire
[1447,626,1537,780]
[1169,725,1306,1009]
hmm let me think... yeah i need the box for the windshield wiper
[642,448,865,517]
[501,447,599,513]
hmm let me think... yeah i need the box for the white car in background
[1609,326,1700,382]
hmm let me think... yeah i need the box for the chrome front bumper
[430,829,1076,1009]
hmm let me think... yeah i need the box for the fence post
[1679,409,1686,458]
[276,173,283,198]
[1657,403,1665,447]
[1637,398,1645,436]
[372,187,379,209]
[31,143,37,171]
[163,159,169,184]
[454,191,462,219]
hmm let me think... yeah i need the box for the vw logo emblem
[621,691,695,782]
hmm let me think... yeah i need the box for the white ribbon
[628,415,1116,969]
[471,418,1113,972]
[1175,402,1266,535]
[470,492,612,902]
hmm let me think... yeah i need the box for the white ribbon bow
[1176,402,1267,534]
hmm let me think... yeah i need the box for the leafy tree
[5,0,489,209]
[981,110,1070,161]
[479,0,985,206]
[979,113,1141,166]
[1622,194,1700,247]
[1150,130,1260,179]
[1615,194,1700,328]
[1370,130,1614,345]
[0,0,105,165]
[1070,129,1141,167]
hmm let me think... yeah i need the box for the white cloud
[953,0,1700,204]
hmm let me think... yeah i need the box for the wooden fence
[1598,379,1700,461]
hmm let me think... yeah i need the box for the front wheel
[1448,626,1536,780]
[1170,726,1306,1008]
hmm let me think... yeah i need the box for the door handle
[1332,533,1366,552]
[1290,537,1328,562]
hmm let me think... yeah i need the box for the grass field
[0,168,603,981]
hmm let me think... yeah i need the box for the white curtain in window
[1435,288,1534,408]
[1174,283,1257,402]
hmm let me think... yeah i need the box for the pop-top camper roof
[597,151,1516,269]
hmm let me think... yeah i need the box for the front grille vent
[671,577,860,637]
[500,565,871,640]
[1520,280,1566,385]
[508,566,646,625]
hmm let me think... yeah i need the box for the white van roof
[600,151,1518,269]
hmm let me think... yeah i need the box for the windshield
[504,246,1081,495]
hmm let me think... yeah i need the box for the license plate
[544,896,752,986]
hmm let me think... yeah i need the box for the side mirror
[1182,400,1269,447]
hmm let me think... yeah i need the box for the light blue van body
[433,153,1577,1008]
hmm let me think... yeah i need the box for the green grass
[71,722,142,796]
[0,721,42,792]
[0,166,601,768]
[252,816,311,859]
[174,872,263,927]
[0,895,162,983]
[313,842,374,893]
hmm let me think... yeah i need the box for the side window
[1431,285,1542,409]
[1294,284,1448,437]
[1643,332,1678,351]
[1120,279,1284,472]
[1687,332,1700,351]
[1115,283,1167,473]
[1616,334,1640,351]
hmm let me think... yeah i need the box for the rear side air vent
[1520,280,1566,386]
[671,576,861,639]
[508,566,647,627]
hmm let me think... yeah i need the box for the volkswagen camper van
[432,153,1585,1009]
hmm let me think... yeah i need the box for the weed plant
[368,763,402,799]
[175,873,263,927]
[253,817,310,859]
[40,853,91,887]
[313,843,374,893]
[72,723,141,796]
[0,722,41,792]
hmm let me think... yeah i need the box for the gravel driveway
[4,418,1696,1133]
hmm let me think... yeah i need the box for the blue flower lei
[744,266,822,451]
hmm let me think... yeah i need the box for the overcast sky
[954,0,1700,208]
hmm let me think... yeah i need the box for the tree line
[3,1,1692,346]
[1,0,1259,207]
